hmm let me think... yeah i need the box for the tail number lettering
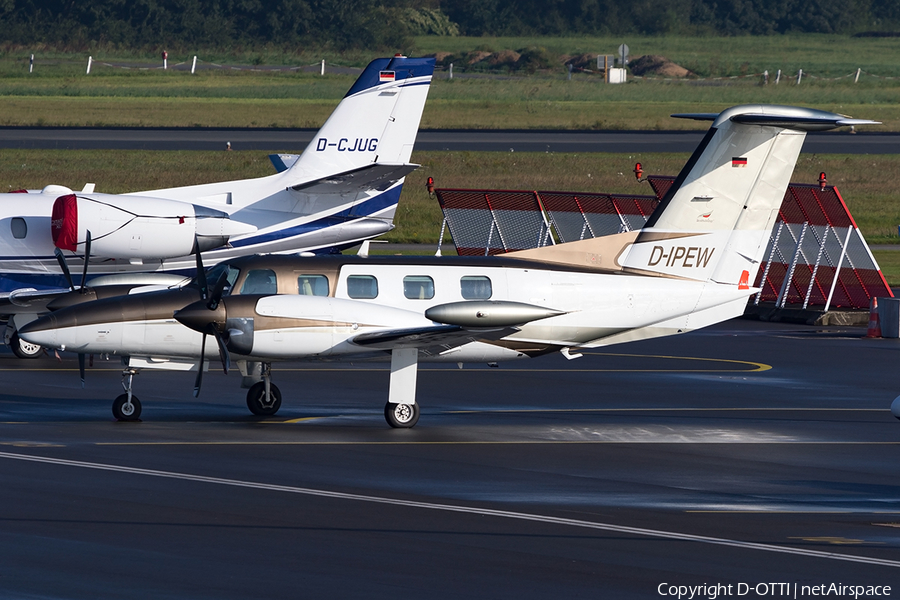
[648,245,715,268]
[316,138,378,152]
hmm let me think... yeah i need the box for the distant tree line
[1,0,899,50]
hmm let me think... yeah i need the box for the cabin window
[460,276,492,300]
[240,269,277,295]
[202,263,240,296]
[347,275,378,299]
[403,275,434,300]
[297,274,329,296]
[10,218,26,239]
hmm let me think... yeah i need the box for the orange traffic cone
[866,297,882,338]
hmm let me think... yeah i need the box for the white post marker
[855,67,861,83]
[449,63,453,79]
[191,56,197,74]
[29,54,33,73]
[775,69,781,84]
[163,50,168,70]
[320,59,324,75]
[86,56,92,74]
[797,68,803,84]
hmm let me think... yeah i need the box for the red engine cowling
[51,194,79,251]
[50,193,255,259]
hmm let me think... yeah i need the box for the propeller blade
[193,332,206,398]
[211,326,230,375]
[207,271,229,311]
[195,239,209,301]
[78,353,85,388]
[54,248,75,291]
[79,230,92,293]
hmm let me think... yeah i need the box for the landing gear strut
[113,368,142,421]
[385,348,419,428]
[246,362,281,416]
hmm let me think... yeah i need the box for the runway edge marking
[1,450,898,569]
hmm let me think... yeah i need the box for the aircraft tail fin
[619,105,878,287]
[286,56,435,184]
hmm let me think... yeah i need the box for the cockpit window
[240,269,278,295]
[199,263,240,297]
[297,274,329,296]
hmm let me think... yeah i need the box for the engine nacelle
[51,193,256,259]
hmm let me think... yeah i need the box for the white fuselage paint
[26,262,750,365]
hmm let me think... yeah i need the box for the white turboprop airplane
[0,55,435,357]
[20,105,877,426]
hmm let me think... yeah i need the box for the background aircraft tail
[619,105,877,288]
[286,56,435,184]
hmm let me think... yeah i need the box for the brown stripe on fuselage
[27,287,202,332]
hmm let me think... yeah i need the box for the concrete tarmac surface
[0,319,899,598]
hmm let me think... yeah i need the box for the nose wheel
[246,364,281,416]
[113,368,142,421]
[113,394,142,421]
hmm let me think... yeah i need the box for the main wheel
[10,332,42,359]
[384,402,419,429]
[246,382,282,416]
[112,394,142,421]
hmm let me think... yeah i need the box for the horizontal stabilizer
[269,154,300,173]
[291,163,419,195]
[672,105,880,131]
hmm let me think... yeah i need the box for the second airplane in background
[0,55,435,357]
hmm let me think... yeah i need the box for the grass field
[0,34,898,129]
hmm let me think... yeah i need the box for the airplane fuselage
[23,254,750,365]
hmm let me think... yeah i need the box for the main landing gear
[384,401,419,428]
[246,363,282,416]
[113,368,142,421]
[384,348,420,429]
[10,331,42,359]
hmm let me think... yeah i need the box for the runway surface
[1,127,899,154]
[1,319,898,598]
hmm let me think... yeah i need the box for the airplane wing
[351,324,517,354]
[290,163,419,195]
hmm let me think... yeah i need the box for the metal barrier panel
[539,191,657,242]
[435,189,547,256]
[436,180,891,309]
[753,184,891,309]
[647,176,675,200]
